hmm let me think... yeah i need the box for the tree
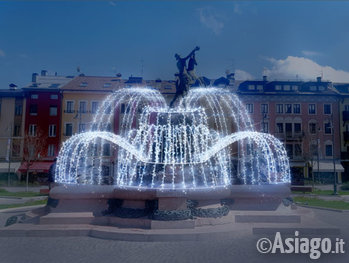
[22,129,45,191]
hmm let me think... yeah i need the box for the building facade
[237,77,342,184]
[0,88,26,179]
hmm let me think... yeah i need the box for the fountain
[49,86,290,228]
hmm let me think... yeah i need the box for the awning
[311,161,344,173]
[18,162,53,173]
[0,162,21,173]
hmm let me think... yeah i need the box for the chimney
[41,70,47,76]
[32,73,38,82]
[9,83,17,90]
[263,75,267,82]
[317,76,322,82]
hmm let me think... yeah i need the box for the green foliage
[294,196,349,210]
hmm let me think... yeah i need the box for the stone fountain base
[0,183,341,241]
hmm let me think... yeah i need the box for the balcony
[343,111,349,122]
[343,131,349,142]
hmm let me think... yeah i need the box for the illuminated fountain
[50,87,290,226]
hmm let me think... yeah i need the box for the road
[0,207,348,263]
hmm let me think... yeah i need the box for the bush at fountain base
[102,198,229,221]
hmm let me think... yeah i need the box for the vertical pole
[7,125,13,187]
[332,113,337,195]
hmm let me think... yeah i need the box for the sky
[1,1,349,88]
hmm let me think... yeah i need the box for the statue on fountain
[170,46,203,107]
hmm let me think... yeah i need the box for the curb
[0,205,46,213]
[295,204,349,213]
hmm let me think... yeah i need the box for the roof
[0,89,25,98]
[237,79,338,96]
[61,76,124,91]
[25,75,74,89]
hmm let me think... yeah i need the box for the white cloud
[301,50,321,57]
[0,49,5,57]
[235,69,253,80]
[264,56,349,83]
[198,7,225,35]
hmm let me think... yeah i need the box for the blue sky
[1,1,349,88]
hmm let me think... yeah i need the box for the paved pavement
[0,207,348,263]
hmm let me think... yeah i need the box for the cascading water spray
[55,87,290,189]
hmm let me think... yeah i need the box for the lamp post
[330,114,337,195]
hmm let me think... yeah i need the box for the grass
[293,196,349,210]
[0,198,47,210]
[292,188,349,196]
[0,188,47,198]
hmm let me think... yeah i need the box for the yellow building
[0,88,26,178]
[334,83,349,182]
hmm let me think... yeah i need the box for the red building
[18,87,62,178]
[237,76,343,185]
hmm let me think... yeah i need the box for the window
[261,104,268,114]
[286,144,293,159]
[262,122,268,133]
[309,123,316,134]
[49,125,56,137]
[294,123,302,133]
[276,123,284,133]
[293,104,300,114]
[248,85,255,90]
[319,86,325,91]
[12,144,20,157]
[310,86,317,91]
[15,104,22,116]
[49,106,57,116]
[275,85,282,90]
[285,123,292,136]
[79,101,87,113]
[308,104,316,114]
[91,101,99,114]
[324,104,332,114]
[284,85,290,91]
[104,102,112,114]
[246,143,254,156]
[325,144,333,157]
[292,85,298,91]
[295,144,302,157]
[285,104,292,114]
[29,124,37,137]
[345,105,349,111]
[103,83,112,88]
[310,143,318,157]
[50,94,58,100]
[66,101,74,113]
[79,123,86,133]
[324,122,332,134]
[65,123,73,136]
[103,144,111,156]
[13,125,21,137]
[31,94,38,99]
[246,104,253,114]
[29,104,38,116]
[80,82,88,87]
[48,144,55,157]
[276,104,283,114]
